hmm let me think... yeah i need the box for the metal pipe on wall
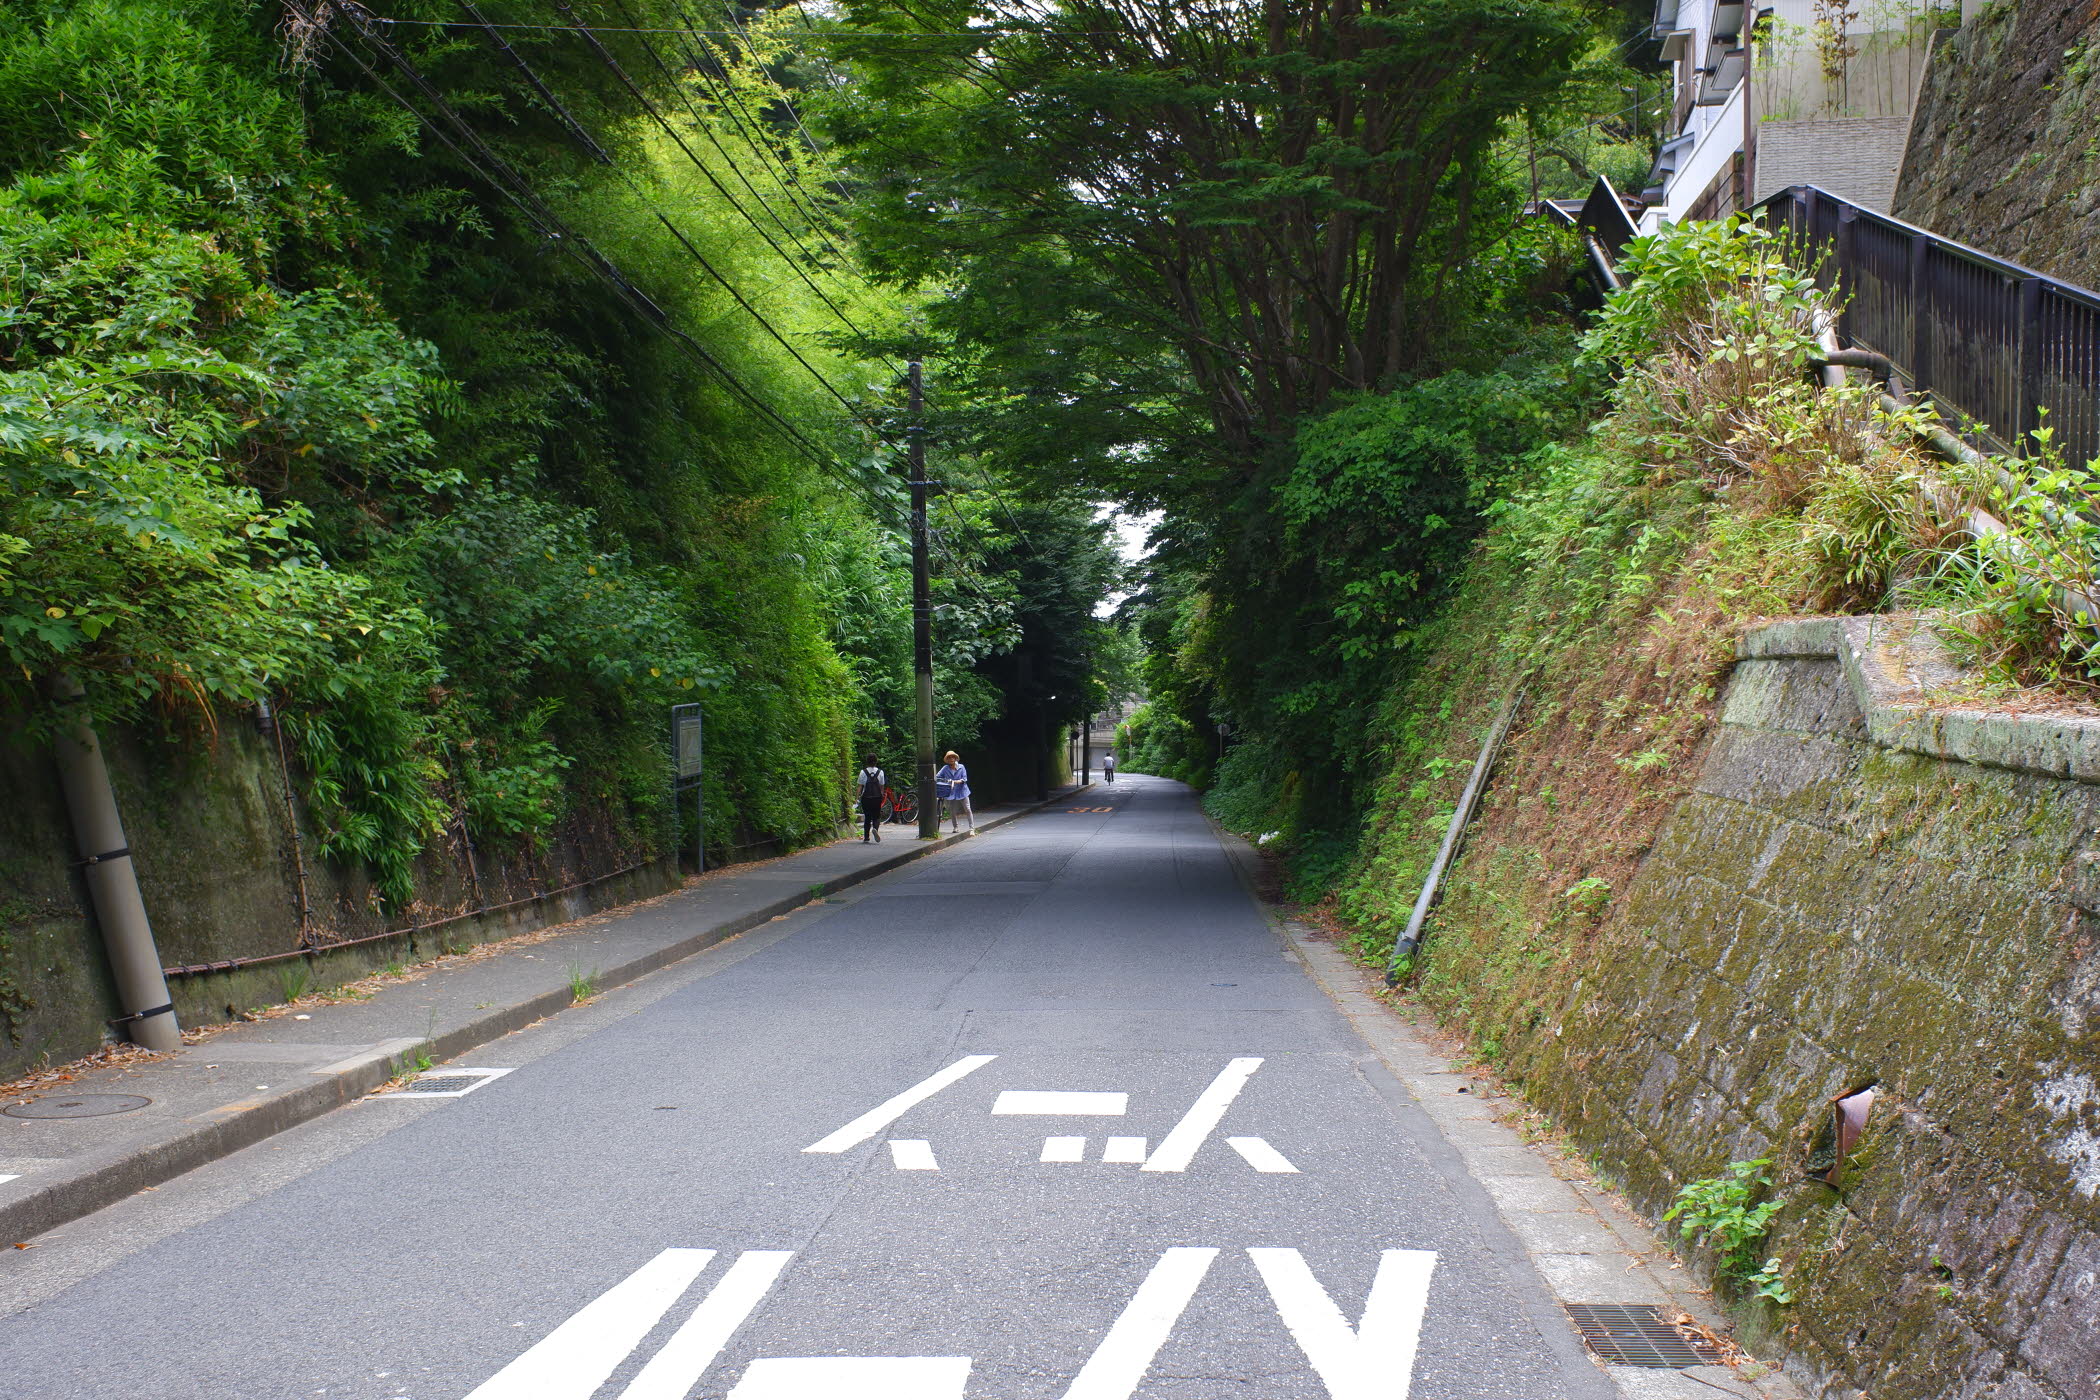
[47,673,181,1051]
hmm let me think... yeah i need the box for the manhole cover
[2,1094,152,1120]
[1564,1303,1726,1368]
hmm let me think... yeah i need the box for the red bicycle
[884,785,918,824]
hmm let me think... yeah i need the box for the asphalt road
[3,776,1611,1400]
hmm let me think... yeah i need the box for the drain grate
[2,1093,152,1119]
[1564,1304,1726,1368]
[386,1067,514,1099]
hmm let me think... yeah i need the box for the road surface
[2,776,1612,1400]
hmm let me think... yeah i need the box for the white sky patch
[1096,505,1162,618]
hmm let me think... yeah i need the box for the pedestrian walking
[1102,752,1116,784]
[935,750,974,834]
[856,757,887,843]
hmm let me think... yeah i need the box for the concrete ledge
[1739,613,2100,785]
[0,784,1085,1245]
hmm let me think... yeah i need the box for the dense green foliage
[811,0,1644,852]
[0,0,1116,912]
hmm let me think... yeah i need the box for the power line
[317,1,892,518]
[531,0,879,414]
[533,0,894,377]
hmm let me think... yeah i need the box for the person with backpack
[935,750,974,835]
[1102,752,1116,784]
[855,757,887,842]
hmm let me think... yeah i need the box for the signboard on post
[671,703,703,873]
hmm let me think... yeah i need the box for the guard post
[671,702,704,874]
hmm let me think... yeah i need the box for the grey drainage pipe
[49,673,181,1051]
[1385,685,1528,983]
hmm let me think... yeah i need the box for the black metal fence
[1757,185,2100,470]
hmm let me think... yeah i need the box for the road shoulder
[1210,819,1809,1400]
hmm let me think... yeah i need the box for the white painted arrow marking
[1247,1248,1438,1400]
[620,1251,794,1400]
[803,1054,996,1153]
[1225,1136,1299,1173]
[887,1139,939,1170]
[1059,1247,1219,1400]
[727,1356,972,1399]
[465,1248,715,1400]
[1142,1058,1263,1172]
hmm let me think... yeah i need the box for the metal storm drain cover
[2,1094,153,1120]
[1564,1303,1726,1368]
[386,1067,514,1099]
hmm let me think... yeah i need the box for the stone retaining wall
[1526,616,2100,1398]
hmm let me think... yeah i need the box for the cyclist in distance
[1102,752,1116,785]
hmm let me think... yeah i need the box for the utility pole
[909,358,939,839]
[1081,711,1092,784]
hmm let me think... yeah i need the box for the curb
[3,782,1090,1245]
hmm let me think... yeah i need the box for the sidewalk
[0,785,1087,1246]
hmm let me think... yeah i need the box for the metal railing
[1756,185,2100,470]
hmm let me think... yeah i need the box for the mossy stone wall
[1893,1,2100,288]
[0,720,682,1081]
[1521,641,2100,1398]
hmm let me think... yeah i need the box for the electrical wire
[319,3,894,518]
[529,0,880,413]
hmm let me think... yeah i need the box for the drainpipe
[48,673,181,1051]
[1385,685,1528,983]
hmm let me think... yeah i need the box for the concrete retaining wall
[0,720,679,1082]
[1524,616,2100,1399]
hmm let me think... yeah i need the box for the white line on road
[1225,1136,1299,1173]
[887,1139,939,1171]
[1041,1135,1088,1162]
[1141,1057,1263,1172]
[993,1090,1128,1115]
[1101,1136,1148,1164]
[1059,1247,1219,1400]
[465,1248,716,1400]
[802,1054,997,1153]
[727,1356,972,1399]
[0,1174,18,1186]
[1248,1248,1438,1400]
[620,1251,794,1400]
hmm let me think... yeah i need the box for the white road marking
[993,1090,1128,1115]
[1247,1248,1438,1400]
[1041,1135,1088,1163]
[802,1054,997,1152]
[1059,1247,1219,1400]
[1101,1136,1148,1164]
[887,1139,939,1171]
[726,1357,972,1399]
[0,1174,19,1186]
[620,1251,794,1400]
[1141,1057,1263,1172]
[1225,1136,1299,1173]
[465,1248,715,1400]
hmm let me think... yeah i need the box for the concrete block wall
[1523,617,2100,1399]
[1754,115,1916,210]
